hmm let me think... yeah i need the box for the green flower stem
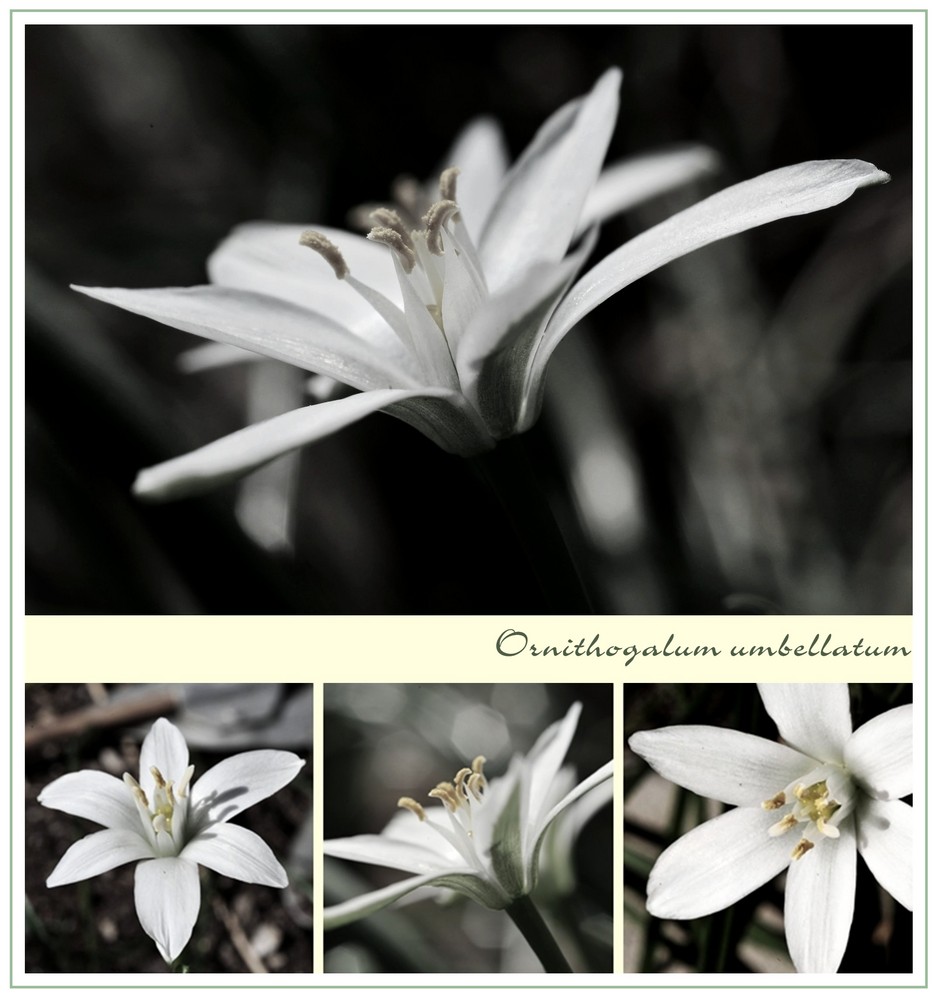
[506,895,573,974]
[472,435,593,613]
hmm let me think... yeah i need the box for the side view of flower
[73,67,889,501]
[323,701,612,972]
[38,717,305,965]
[628,684,912,973]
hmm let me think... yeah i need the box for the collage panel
[623,683,913,974]
[322,683,613,973]
[25,683,312,973]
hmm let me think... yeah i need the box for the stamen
[299,230,349,280]
[791,837,815,861]
[176,764,195,799]
[452,767,472,803]
[150,766,166,789]
[398,796,426,821]
[762,791,786,810]
[123,772,148,809]
[439,167,460,203]
[152,812,169,835]
[769,813,798,837]
[391,175,423,219]
[368,226,418,273]
[466,772,485,802]
[428,787,458,811]
[817,819,841,839]
[423,200,461,255]
[471,755,486,775]
[369,208,415,251]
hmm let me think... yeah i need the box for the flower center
[124,764,194,853]
[398,754,488,836]
[762,767,854,860]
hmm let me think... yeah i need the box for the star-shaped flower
[38,717,305,964]
[323,701,612,932]
[72,68,889,501]
[628,684,913,972]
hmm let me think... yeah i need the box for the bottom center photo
[322,683,613,973]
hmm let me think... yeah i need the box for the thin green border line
[11,7,926,988]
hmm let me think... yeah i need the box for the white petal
[758,684,853,763]
[139,718,190,800]
[188,749,303,828]
[645,806,793,919]
[72,284,416,391]
[38,770,140,831]
[178,342,264,373]
[527,759,613,892]
[323,832,458,874]
[182,822,288,887]
[523,702,582,852]
[577,144,720,233]
[134,856,201,963]
[208,221,403,320]
[544,159,890,356]
[383,391,496,456]
[784,815,857,972]
[46,828,153,886]
[844,704,912,800]
[440,117,509,242]
[629,725,817,806]
[480,68,621,290]
[855,796,913,910]
[323,870,480,930]
[132,388,441,501]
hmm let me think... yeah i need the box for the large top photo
[26,22,912,614]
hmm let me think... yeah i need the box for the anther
[123,772,149,809]
[791,837,815,861]
[466,772,485,802]
[398,797,426,822]
[762,791,786,811]
[428,787,458,811]
[150,766,166,789]
[176,764,194,799]
[471,756,486,775]
[423,199,461,255]
[453,767,472,801]
[369,208,415,251]
[299,230,349,280]
[368,226,417,273]
[439,167,460,203]
[769,813,798,837]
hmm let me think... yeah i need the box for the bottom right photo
[623,683,913,974]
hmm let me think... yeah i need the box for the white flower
[322,701,612,929]
[71,68,889,501]
[38,717,305,964]
[628,684,913,973]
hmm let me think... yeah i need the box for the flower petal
[207,221,403,322]
[543,159,890,361]
[139,718,190,801]
[577,144,720,234]
[441,117,509,242]
[132,388,443,501]
[46,827,153,886]
[323,831,459,874]
[757,684,853,762]
[323,870,478,930]
[855,796,913,910]
[480,68,621,290]
[384,391,496,456]
[843,704,912,800]
[182,821,288,887]
[72,284,416,391]
[628,725,817,806]
[645,806,793,919]
[38,769,140,831]
[134,856,201,963]
[522,702,583,852]
[784,815,857,972]
[188,749,303,829]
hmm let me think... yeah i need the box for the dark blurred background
[26,24,912,614]
[623,683,913,973]
[323,683,612,973]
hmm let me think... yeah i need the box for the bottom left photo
[25,683,312,973]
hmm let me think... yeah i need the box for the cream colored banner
[25,615,913,683]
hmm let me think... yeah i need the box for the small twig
[25,690,180,752]
[212,897,268,974]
